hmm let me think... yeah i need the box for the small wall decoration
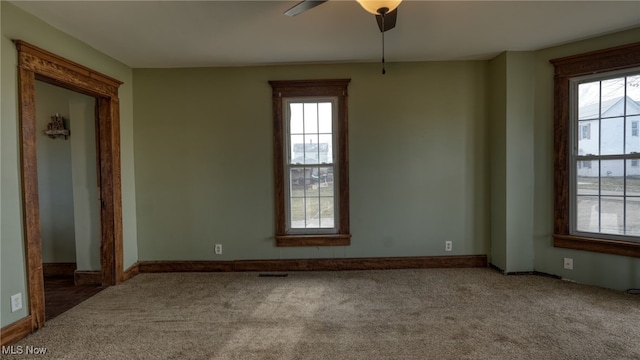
[44,113,70,139]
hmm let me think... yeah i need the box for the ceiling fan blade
[375,8,398,32]
[284,0,328,16]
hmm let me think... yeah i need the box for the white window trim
[283,97,339,235]
[569,68,640,242]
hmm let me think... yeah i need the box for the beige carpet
[6,268,640,359]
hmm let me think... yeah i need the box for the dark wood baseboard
[0,316,32,347]
[74,271,101,285]
[43,263,76,278]
[122,262,139,282]
[139,255,487,273]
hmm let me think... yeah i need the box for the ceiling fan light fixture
[356,0,402,15]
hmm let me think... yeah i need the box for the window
[633,121,639,137]
[269,79,351,246]
[572,71,640,238]
[551,43,640,258]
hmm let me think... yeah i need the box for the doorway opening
[15,40,124,331]
[34,80,105,320]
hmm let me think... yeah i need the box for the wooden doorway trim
[13,40,124,331]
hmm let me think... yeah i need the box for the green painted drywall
[489,53,508,271]
[1,4,29,328]
[133,61,491,261]
[68,93,101,271]
[489,52,536,274]
[1,2,136,327]
[35,82,78,264]
[532,28,640,290]
[505,52,535,273]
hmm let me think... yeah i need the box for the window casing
[269,79,351,247]
[551,42,640,258]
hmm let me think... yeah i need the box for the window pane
[303,103,318,134]
[302,139,319,164]
[318,102,332,133]
[601,160,625,196]
[578,81,600,120]
[627,75,640,116]
[290,135,304,164]
[578,120,597,155]
[306,167,320,197]
[576,195,599,233]
[626,197,640,236]
[290,103,304,134]
[290,197,305,229]
[600,117,624,155]
[601,78,625,117]
[600,197,624,235]
[577,161,599,195]
[319,197,334,228]
[290,168,306,190]
[627,116,640,154]
[318,134,332,164]
[629,160,640,197]
[318,166,334,195]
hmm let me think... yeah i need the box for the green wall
[35,81,78,264]
[489,53,507,270]
[133,61,491,261]
[1,2,137,327]
[489,52,535,273]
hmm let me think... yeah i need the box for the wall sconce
[44,113,70,139]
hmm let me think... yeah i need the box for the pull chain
[381,14,386,75]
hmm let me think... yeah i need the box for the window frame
[570,69,640,241]
[283,97,339,235]
[269,79,351,247]
[550,42,640,258]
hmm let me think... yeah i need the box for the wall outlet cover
[11,293,23,312]
[563,257,574,270]
[445,241,452,252]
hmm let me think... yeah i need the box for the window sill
[553,234,640,258]
[276,234,351,247]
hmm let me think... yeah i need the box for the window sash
[283,98,339,235]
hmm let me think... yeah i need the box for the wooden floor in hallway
[44,277,104,321]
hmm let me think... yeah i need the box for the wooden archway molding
[14,40,124,331]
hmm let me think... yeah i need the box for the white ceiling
[9,0,640,68]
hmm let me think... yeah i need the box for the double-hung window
[269,79,351,247]
[551,43,640,257]
[572,71,640,238]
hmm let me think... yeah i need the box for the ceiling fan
[284,1,403,74]
[284,0,401,33]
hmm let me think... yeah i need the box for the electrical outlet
[215,244,222,255]
[11,293,22,312]
[445,241,452,252]
[563,257,573,270]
